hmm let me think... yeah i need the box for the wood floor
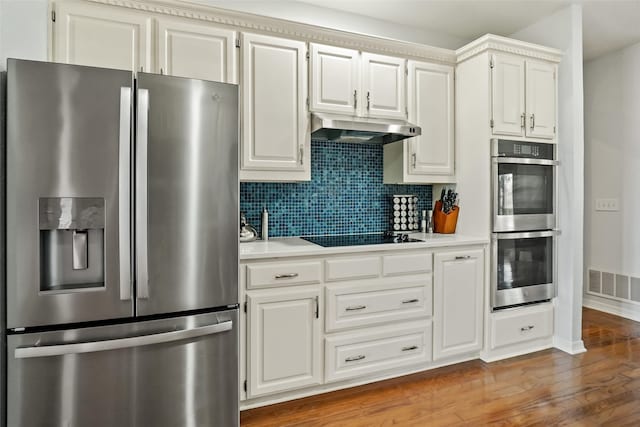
[241,308,640,426]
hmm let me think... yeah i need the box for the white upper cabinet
[240,33,310,181]
[383,61,454,184]
[309,44,405,119]
[157,18,237,83]
[408,61,454,177]
[491,53,557,140]
[53,2,152,72]
[525,60,556,139]
[361,53,406,119]
[309,44,359,115]
[491,54,526,137]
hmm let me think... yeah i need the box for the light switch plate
[595,198,619,211]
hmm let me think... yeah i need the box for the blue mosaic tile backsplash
[240,141,432,237]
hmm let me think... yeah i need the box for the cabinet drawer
[383,252,432,276]
[325,321,431,383]
[246,261,321,289]
[325,256,380,282]
[326,282,432,332]
[491,304,553,349]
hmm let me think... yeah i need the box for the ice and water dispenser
[39,197,106,292]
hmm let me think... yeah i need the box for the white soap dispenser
[261,207,269,241]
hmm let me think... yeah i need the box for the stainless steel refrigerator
[4,59,239,426]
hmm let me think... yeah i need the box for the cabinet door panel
[157,18,237,83]
[526,60,556,139]
[407,61,454,176]
[54,2,151,71]
[433,249,484,360]
[240,33,309,181]
[491,54,525,137]
[362,53,406,119]
[310,44,359,115]
[247,288,321,397]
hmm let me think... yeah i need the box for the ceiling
[294,0,640,61]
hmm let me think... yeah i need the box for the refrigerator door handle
[119,87,132,301]
[14,320,233,359]
[136,88,150,299]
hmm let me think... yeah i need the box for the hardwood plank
[241,308,640,426]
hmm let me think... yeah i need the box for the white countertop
[240,233,489,260]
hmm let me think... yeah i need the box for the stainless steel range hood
[310,112,421,144]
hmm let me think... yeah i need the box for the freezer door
[136,73,239,315]
[7,309,239,427]
[6,59,134,329]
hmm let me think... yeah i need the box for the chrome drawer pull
[402,298,419,304]
[455,255,471,260]
[520,325,535,332]
[274,273,299,279]
[345,355,365,362]
[345,305,367,311]
[402,345,418,352]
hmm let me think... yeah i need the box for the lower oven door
[492,230,557,309]
[7,309,239,427]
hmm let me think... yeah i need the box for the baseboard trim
[583,294,640,322]
[553,335,586,355]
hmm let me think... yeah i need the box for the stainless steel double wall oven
[491,139,559,309]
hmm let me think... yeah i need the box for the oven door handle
[493,158,559,166]
[493,230,559,240]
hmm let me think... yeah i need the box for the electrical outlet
[595,198,619,211]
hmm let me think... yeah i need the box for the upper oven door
[492,157,557,232]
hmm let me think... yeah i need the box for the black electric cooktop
[302,233,422,247]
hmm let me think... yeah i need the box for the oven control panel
[494,139,555,160]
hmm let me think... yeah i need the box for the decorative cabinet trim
[456,34,563,64]
[86,0,458,64]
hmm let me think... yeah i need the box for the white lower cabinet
[246,287,322,398]
[326,280,432,332]
[433,249,484,360]
[490,303,553,350]
[325,321,431,383]
[242,247,488,404]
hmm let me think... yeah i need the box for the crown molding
[456,34,563,63]
[85,0,458,64]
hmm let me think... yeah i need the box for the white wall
[583,42,640,321]
[0,0,48,71]
[196,0,468,49]
[510,5,586,354]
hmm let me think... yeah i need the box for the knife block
[433,201,459,234]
